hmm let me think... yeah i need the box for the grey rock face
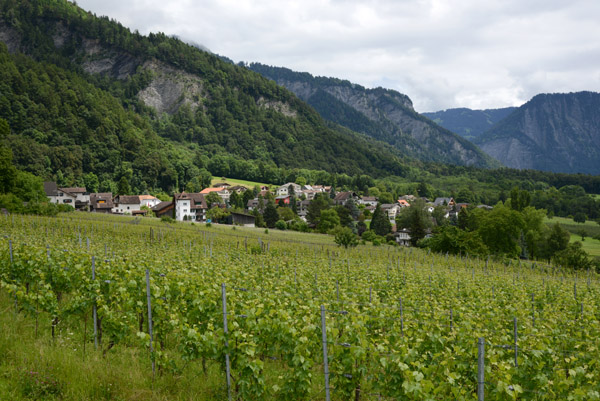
[475,92,600,174]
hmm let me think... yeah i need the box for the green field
[1,213,600,400]
[210,177,271,189]
[544,215,600,237]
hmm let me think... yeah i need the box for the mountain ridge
[474,91,600,174]
[248,63,499,168]
[422,107,517,140]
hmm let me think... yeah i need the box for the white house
[381,204,402,221]
[358,196,378,207]
[44,182,89,209]
[276,182,302,197]
[139,195,161,208]
[174,192,209,222]
[112,195,143,214]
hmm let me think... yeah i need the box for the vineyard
[1,213,600,400]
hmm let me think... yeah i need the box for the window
[183,209,188,213]
[127,206,130,210]
[63,199,72,203]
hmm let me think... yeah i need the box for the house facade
[199,187,231,203]
[44,182,89,210]
[381,204,402,221]
[276,183,302,197]
[89,193,113,213]
[174,192,209,222]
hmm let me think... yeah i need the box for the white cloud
[75,0,600,111]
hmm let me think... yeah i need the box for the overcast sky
[75,0,600,112]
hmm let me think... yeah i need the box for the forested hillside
[0,0,412,193]
[248,63,498,168]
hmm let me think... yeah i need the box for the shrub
[275,220,287,230]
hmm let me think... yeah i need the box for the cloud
[76,0,600,111]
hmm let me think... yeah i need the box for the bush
[332,226,358,248]
[275,220,287,230]
[361,230,377,242]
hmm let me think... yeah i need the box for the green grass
[0,293,227,401]
[210,177,271,189]
[544,216,600,238]
[570,234,600,258]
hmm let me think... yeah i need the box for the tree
[334,205,353,228]
[333,226,358,248]
[229,191,242,209]
[0,118,9,138]
[0,146,16,194]
[573,212,587,224]
[295,176,307,187]
[371,204,391,236]
[477,204,525,257]
[307,193,330,226]
[417,182,431,199]
[317,209,340,233]
[117,176,131,196]
[540,222,570,260]
[553,242,593,271]
[425,225,488,256]
[205,191,223,206]
[263,202,279,228]
[83,172,100,193]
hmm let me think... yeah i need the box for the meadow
[1,212,599,400]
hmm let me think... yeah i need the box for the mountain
[247,63,499,168]
[0,0,417,193]
[474,92,600,175]
[423,107,516,140]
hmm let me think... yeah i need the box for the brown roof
[139,195,158,200]
[90,193,113,209]
[173,192,208,209]
[61,187,87,194]
[43,182,58,196]
[114,195,141,205]
[152,201,173,211]
[334,191,355,201]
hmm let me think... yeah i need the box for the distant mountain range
[248,63,498,168]
[422,107,516,140]
[473,92,600,175]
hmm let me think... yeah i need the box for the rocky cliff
[249,63,499,168]
[474,92,600,174]
[423,107,516,140]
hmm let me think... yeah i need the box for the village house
[433,197,455,207]
[152,201,174,218]
[275,195,291,205]
[199,187,231,204]
[112,195,143,214]
[139,195,161,208]
[296,199,311,221]
[394,228,412,246]
[44,182,90,210]
[397,199,410,208]
[358,196,378,207]
[173,192,209,222]
[227,212,256,227]
[229,185,248,194]
[276,182,302,197]
[333,191,358,206]
[381,203,402,221]
[89,193,113,213]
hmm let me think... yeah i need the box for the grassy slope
[210,177,271,189]
[545,216,600,259]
